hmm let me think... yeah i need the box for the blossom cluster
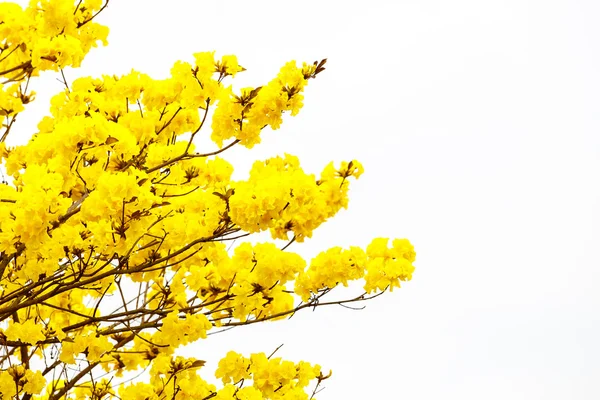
[0,1,415,399]
[0,0,108,120]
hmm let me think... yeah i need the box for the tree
[0,1,416,399]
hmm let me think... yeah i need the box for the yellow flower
[119,382,158,400]
[23,370,45,395]
[4,319,46,344]
[219,54,245,77]
[0,370,17,398]
[215,351,251,384]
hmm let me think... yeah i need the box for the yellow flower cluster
[0,0,108,70]
[295,238,416,301]
[216,351,322,399]
[0,0,108,121]
[0,366,45,398]
[230,155,363,241]
[211,60,316,148]
[114,351,321,400]
[60,332,112,364]
[0,1,415,398]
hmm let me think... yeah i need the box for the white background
[10,0,600,399]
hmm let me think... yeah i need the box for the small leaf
[189,360,206,369]
[212,192,227,201]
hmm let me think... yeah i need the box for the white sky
[9,0,600,399]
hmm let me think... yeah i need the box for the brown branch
[156,106,182,135]
[280,235,296,251]
[189,139,241,158]
[0,45,19,64]
[73,0,83,14]
[0,229,240,318]
[59,68,70,92]
[185,99,211,153]
[219,291,386,327]
[161,186,200,198]
[267,343,284,360]
[0,114,18,143]
[0,61,31,77]
[146,139,240,174]
[48,331,131,400]
[76,0,110,28]
[51,192,90,229]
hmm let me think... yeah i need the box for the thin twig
[267,343,284,360]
